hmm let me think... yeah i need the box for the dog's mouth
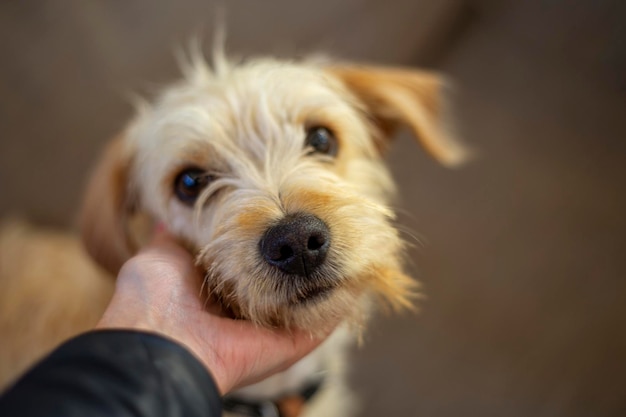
[289,283,336,305]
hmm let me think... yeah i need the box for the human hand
[97,229,337,394]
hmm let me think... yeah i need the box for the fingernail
[154,222,166,233]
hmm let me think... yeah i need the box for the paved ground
[1,1,625,415]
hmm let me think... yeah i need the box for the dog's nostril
[260,213,330,277]
[307,234,325,251]
[278,245,294,261]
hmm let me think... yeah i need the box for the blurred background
[1,0,625,415]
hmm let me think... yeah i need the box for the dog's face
[81,56,466,331]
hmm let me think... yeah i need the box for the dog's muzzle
[259,213,330,277]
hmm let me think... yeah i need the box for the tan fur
[80,136,136,274]
[329,65,468,165]
[0,53,466,414]
[0,220,113,388]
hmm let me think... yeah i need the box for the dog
[0,49,467,416]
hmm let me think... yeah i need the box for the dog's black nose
[260,213,330,277]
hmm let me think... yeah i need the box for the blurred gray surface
[1,1,625,416]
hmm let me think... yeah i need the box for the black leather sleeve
[0,330,222,417]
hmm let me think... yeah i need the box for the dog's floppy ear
[80,135,136,274]
[328,65,469,167]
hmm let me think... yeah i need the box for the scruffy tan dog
[0,51,466,416]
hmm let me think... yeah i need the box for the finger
[213,315,335,355]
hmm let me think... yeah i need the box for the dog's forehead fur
[132,58,376,158]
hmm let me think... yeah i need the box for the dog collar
[222,376,324,417]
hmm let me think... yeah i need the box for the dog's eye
[305,126,338,157]
[174,168,212,205]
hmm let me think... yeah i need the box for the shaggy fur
[0,51,466,416]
